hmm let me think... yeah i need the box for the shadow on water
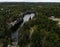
[10,19,23,32]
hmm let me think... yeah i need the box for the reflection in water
[21,13,35,26]
[23,13,35,22]
[11,13,35,45]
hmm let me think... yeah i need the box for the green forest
[0,2,60,47]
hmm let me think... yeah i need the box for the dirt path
[28,28,34,47]
[29,28,34,39]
